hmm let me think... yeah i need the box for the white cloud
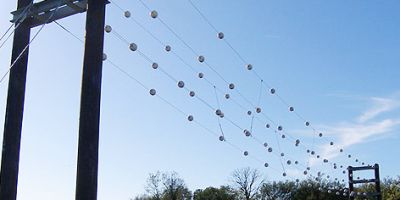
[309,94,400,166]
[358,97,400,123]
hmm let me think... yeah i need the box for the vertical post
[75,0,106,199]
[348,166,354,200]
[374,164,381,200]
[0,0,32,199]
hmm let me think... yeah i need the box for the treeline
[131,167,400,200]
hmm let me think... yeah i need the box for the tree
[231,167,264,200]
[193,186,237,200]
[260,181,296,200]
[161,171,192,200]
[145,171,163,200]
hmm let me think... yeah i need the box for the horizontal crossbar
[11,0,109,28]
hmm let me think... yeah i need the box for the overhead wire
[0,0,63,85]
[108,0,349,182]
[185,0,365,169]
[107,25,325,179]
[55,20,289,177]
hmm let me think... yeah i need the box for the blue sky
[0,0,399,199]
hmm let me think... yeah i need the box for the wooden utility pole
[0,0,33,199]
[75,0,107,199]
[0,0,107,199]
[348,164,382,200]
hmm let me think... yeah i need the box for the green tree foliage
[137,171,192,200]
[132,169,400,200]
[353,177,400,200]
[193,186,237,200]
[260,181,296,200]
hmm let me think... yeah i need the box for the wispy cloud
[358,97,400,123]
[310,94,400,166]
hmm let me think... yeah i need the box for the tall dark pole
[348,166,354,200]
[75,0,106,199]
[0,0,32,199]
[374,164,382,200]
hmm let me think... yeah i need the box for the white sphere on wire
[165,45,171,52]
[244,129,251,137]
[152,62,158,69]
[307,183,312,187]
[198,72,204,78]
[102,53,107,61]
[187,115,194,121]
[243,151,249,156]
[189,91,195,97]
[177,81,185,88]
[104,25,112,33]
[246,64,253,70]
[229,83,235,89]
[218,32,224,39]
[149,89,156,96]
[124,11,131,18]
[150,10,158,18]
[336,192,340,195]
[219,135,225,141]
[328,190,332,194]
[129,43,138,51]
[225,94,230,99]
[198,55,205,63]
[151,62,158,69]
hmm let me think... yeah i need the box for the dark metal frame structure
[0,0,107,199]
[348,164,382,200]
